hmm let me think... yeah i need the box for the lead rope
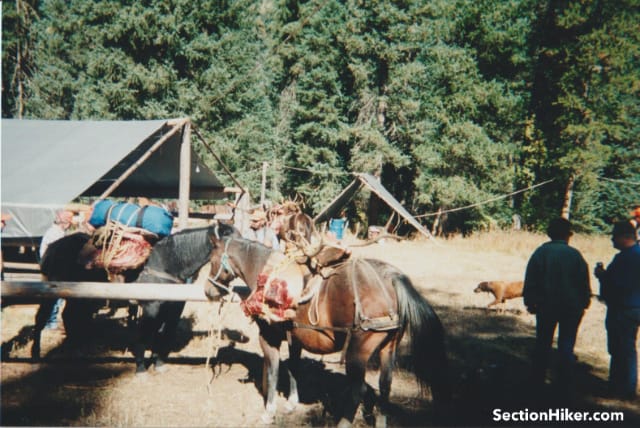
[350,258,364,327]
[205,296,231,394]
[307,281,322,326]
[205,239,236,393]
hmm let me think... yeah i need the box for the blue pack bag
[89,199,173,237]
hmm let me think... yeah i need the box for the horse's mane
[226,237,275,287]
[146,223,238,280]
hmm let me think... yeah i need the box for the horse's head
[205,221,242,300]
[284,230,351,275]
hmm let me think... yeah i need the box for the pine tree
[525,0,640,230]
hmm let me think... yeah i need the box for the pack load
[89,199,173,238]
[83,199,174,275]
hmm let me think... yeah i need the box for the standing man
[243,209,280,251]
[39,210,74,330]
[595,221,640,400]
[524,217,591,394]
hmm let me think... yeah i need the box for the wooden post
[179,120,192,229]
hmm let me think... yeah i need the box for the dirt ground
[2,232,639,427]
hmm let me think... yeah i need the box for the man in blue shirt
[524,217,591,395]
[595,220,640,400]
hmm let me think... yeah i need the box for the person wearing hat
[243,209,280,250]
[595,220,640,400]
[523,217,591,397]
[39,210,75,330]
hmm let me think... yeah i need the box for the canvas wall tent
[1,118,240,241]
[313,173,434,240]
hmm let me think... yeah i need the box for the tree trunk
[431,207,443,236]
[561,174,575,220]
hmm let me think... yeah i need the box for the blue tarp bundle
[89,200,173,237]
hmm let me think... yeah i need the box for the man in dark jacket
[595,221,640,400]
[524,217,591,393]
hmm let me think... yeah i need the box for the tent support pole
[97,118,188,200]
[178,120,192,229]
[191,126,246,196]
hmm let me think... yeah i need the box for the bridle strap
[208,238,236,293]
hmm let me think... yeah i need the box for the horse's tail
[393,273,450,404]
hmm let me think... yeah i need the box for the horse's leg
[62,298,102,341]
[32,301,55,359]
[133,302,161,374]
[127,302,138,328]
[339,357,368,428]
[372,335,398,428]
[152,301,185,372]
[285,339,302,411]
[258,328,282,424]
[339,332,389,428]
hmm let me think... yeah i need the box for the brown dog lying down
[474,281,524,308]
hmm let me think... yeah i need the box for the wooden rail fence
[1,280,211,304]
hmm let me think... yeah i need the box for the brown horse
[205,223,449,427]
[267,201,315,246]
[278,212,315,244]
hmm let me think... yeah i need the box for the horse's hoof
[363,411,375,426]
[260,411,274,425]
[337,418,352,428]
[286,391,299,410]
[136,364,147,377]
[284,401,296,413]
[135,369,149,379]
[375,414,387,428]
[154,364,169,373]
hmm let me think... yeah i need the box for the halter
[208,238,237,294]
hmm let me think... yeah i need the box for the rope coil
[91,220,155,274]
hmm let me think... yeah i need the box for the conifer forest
[3,0,639,235]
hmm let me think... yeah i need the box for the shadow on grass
[2,291,639,427]
[423,288,640,426]
[1,361,130,426]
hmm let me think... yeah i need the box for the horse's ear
[207,220,221,242]
[213,224,221,241]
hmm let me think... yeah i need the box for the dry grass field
[2,229,639,427]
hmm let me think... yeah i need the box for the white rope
[205,298,231,394]
[600,176,640,186]
[280,164,353,176]
[415,178,556,218]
